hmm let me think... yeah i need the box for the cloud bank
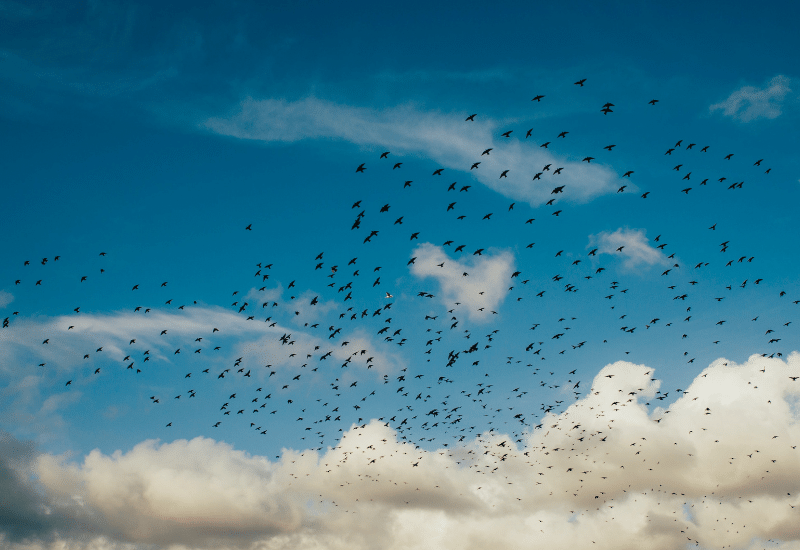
[3,352,798,550]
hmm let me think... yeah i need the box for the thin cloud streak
[204,96,621,206]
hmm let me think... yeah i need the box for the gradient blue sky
[1,1,799,549]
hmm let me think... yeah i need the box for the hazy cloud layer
[0,306,402,441]
[409,243,515,322]
[710,75,792,122]
[3,352,799,550]
[204,97,621,206]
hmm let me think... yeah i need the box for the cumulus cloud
[0,431,91,544]
[0,290,13,308]
[4,352,799,550]
[710,75,792,122]
[408,243,515,322]
[589,227,669,270]
[204,97,621,206]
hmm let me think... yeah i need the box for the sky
[1,1,800,549]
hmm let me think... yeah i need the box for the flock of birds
[5,77,799,538]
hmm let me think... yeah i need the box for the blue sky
[1,1,800,549]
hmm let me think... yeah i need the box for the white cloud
[0,306,281,376]
[6,352,799,550]
[710,75,792,122]
[204,96,621,206]
[409,243,515,322]
[589,228,669,270]
[329,327,406,377]
[244,283,284,306]
[0,306,399,447]
[37,437,299,545]
[230,325,404,380]
[0,290,13,308]
[0,304,405,380]
[286,290,339,326]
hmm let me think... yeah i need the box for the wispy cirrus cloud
[710,75,792,122]
[0,305,404,442]
[203,96,621,206]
